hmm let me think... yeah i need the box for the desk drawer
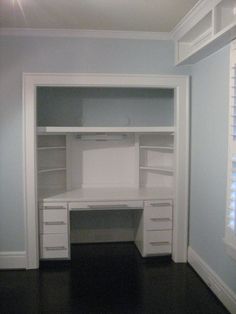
[144,206,172,231]
[144,200,172,210]
[40,209,68,234]
[40,202,67,210]
[69,200,143,211]
[145,230,172,255]
[40,234,69,259]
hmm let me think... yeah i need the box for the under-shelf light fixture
[76,133,127,141]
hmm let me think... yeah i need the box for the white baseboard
[188,247,236,314]
[0,251,27,269]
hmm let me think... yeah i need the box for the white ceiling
[0,0,199,33]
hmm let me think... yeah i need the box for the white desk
[39,187,173,260]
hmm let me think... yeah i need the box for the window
[225,40,236,259]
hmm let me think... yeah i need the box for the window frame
[225,40,236,260]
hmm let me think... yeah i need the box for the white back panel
[68,134,136,188]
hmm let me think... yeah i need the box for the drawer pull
[45,246,67,251]
[88,204,129,209]
[44,206,66,210]
[150,241,170,246]
[150,218,171,222]
[149,202,171,207]
[44,221,66,226]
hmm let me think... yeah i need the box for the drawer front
[40,234,69,259]
[40,202,67,210]
[40,209,68,234]
[146,242,172,255]
[144,206,172,231]
[69,200,143,211]
[145,230,172,255]
[144,200,172,211]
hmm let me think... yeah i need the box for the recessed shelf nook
[23,73,189,269]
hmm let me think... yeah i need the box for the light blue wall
[190,46,236,292]
[37,87,174,127]
[1,34,235,295]
[0,36,189,251]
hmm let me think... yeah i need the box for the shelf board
[37,126,175,134]
[37,146,66,151]
[38,167,66,174]
[139,166,174,173]
[140,145,174,150]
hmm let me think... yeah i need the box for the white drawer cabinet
[135,199,173,257]
[39,202,70,260]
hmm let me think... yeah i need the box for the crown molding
[0,28,171,41]
[171,0,220,40]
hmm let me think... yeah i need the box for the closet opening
[23,73,189,268]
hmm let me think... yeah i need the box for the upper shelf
[175,0,236,65]
[37,126,175,134]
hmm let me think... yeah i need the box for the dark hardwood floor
[0,243,229,314]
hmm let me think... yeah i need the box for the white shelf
[37,126,175,134]
[37,146,66,151]
[38,167,66,174]
[139,166,174,173]
[140,145,174,150]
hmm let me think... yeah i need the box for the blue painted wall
[1,35,235,296]
[0,36,189,251]
[190,46,236,292]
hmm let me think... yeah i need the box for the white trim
[188,247,236,314]
[0,251,27,269]
[23,73,189,268]
[0,28,171,41]
[171,0,220,40]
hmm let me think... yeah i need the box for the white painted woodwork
[134,199,173,257]
[23,73,189,268]
[173,0,236,65]
[37,135,67,199]
[39,201,70,260]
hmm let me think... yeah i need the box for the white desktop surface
[42,187,173,203]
